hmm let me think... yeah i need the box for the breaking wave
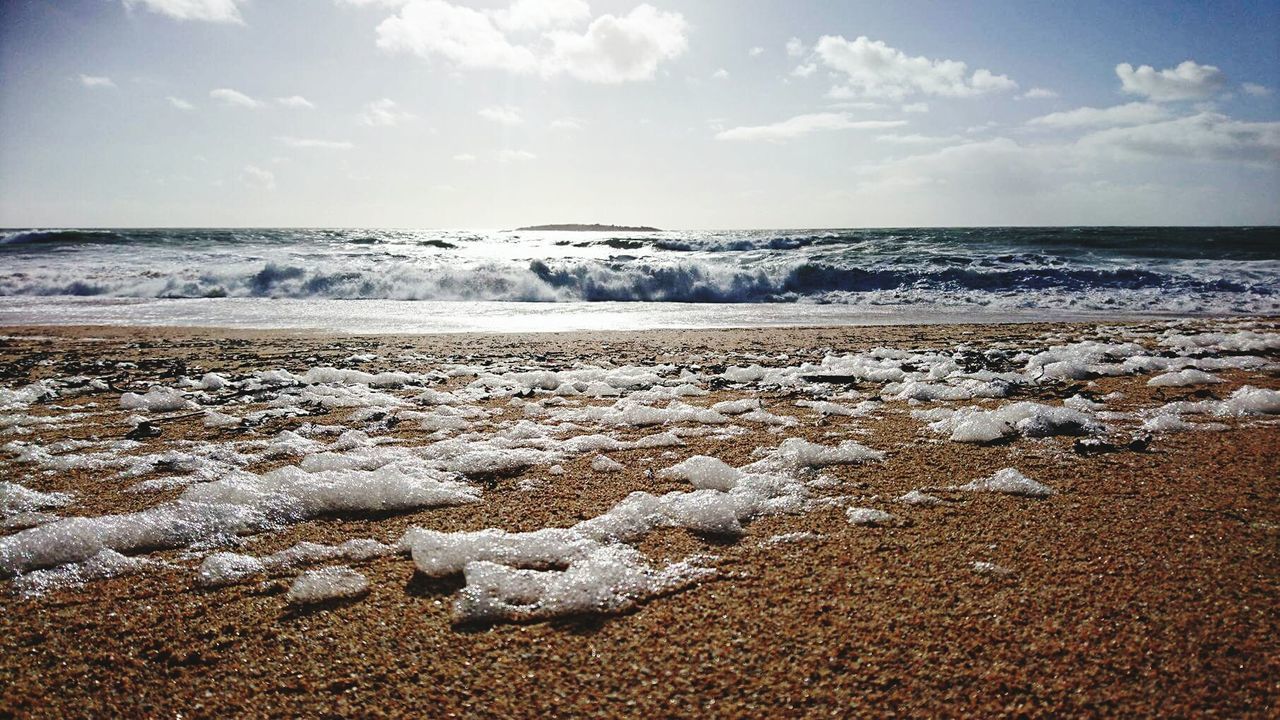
[1,226,1277,314]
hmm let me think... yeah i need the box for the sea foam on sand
[1,318,1277,622]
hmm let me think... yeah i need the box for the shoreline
[1,318,1277,718]
[4,311,1278,340]
[2,295,1256,336]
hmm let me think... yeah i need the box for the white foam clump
[883,379,1011,402]
[895,490,944,507]
[203,410,242,429]
[658,455,742,491]
[0,455,477,576]
[1063,394,1106,412]
[199,373,229,390]
[416,440,558,476]
[743,437,884,472]
[197,538,394,587]
[722,365,766,383]
[795,399,880,417]
[415,388,462,405]
[1213,386,1280,416]
[0,481,72,516]
[12,549,170,598]
[1160,330,1280,354]
[1156,385,1280,418]
[286,566,370,604]
[546,399,728,428]
[846,507,898,526]
[955,468,1053,498]
[738,408,798,427]
[710,399,760,415]
[591,455,624,473]
[921,401,1102,443]
[0,380,58,411]
[301,367,427,388]
[1140,415,1227,433]
[401,437,881,623]
[119,387,195,412]
[1024,341,1142,380]
[271,383,405,410]
[456,546,713,623]
[1147,369,1223,387]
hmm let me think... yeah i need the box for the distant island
[514,223,662,232]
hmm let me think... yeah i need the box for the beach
[1,319,1277,718]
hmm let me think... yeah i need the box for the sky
[0,0,1277,228]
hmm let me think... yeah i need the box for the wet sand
[0,321,1277,718]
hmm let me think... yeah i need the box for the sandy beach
[1,319,1277,718]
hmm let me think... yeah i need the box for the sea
[0,226,1276,333]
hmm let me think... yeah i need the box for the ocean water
[0,227,1276,332]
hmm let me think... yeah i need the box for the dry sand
[0,321,1277,718]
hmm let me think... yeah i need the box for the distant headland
[513,223,662,232]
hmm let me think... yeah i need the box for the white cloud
[550,117,584,130]
[785,37,806,58]
[812,35,1017,100]
[848,130,1278,225]
[280,136,354,150]
[376,1,539,73]
[276,95,315,109]
[901,102,928,113]
[122,0,246,23]
[715,112,907,142]
[1027,102,1169,128]
[712,68,729,80]
[1116,60,1225,102]
[1021,87,1058,99]
[359,98,414,126]
[166,96,194,110]
[209,88,260,108]
[543,4,689,83]
[748,46,764,57]
[479,105,524,125]
[859,138,1063,195]
[241,165,275,191]
[1242,82,1272,97]
[453,153,477,162]
[79,74,115,88]
[826,100,887,110]
[1078,112,1280,165]
[491,0,589,31]
[496,149,537,162]
[792,64,817,78]
[876,133,966,145]
[375,0,688,83]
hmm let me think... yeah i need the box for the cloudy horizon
[1,0,1277,228]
